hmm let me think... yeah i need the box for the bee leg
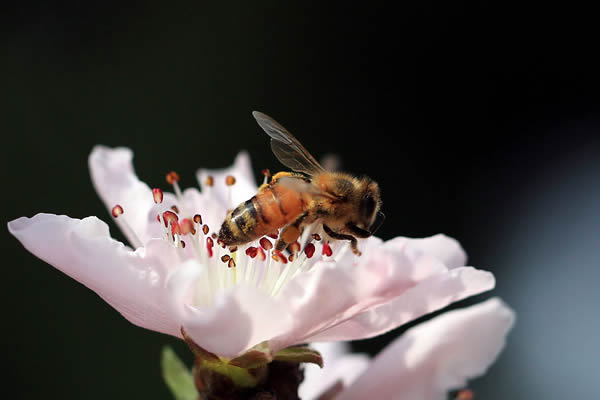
[275,212,311,251]
[322,224,361,256]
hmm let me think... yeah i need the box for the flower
[301,298,515,400]
[8,146,496,361]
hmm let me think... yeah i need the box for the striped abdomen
[218,184,308,246]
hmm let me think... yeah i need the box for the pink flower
[301,298,515,400]
[8,146,496,359]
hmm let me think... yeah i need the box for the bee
[217,111,384,256]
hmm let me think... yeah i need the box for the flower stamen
[111,205,143,248]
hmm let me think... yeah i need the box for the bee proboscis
[217,111,384,256]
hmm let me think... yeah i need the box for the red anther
[272,250,288,264]
[304,243,316,258]
[111,205,124,218]
[171,221,182,236]
[156,214,161,222]
[455,390,474,400]
[288,241,301,253]
[152,188,164,204]
[288,254,296,262]
[312,233,321,241]
[205,175,214,187]
[202,225,209,235]
[166,171,180,185]
[267,232,279,239]
[262,168,271,177]
[181,218,196,235]
[228,258,236,268]
[225,175,236,186]
[257,247,266,261]
[206,237,214,257]
[171,205,180,214]
[322,242,333,257]
[245,246,258,258]
[162,211,179,228]
[229,246,238,253]
[180,240,186,249]
[221,255,231,263]
[193,214,203,224]
[211,233,217,239]
[259,237,273,251]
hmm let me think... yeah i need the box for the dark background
[3,2,599,399]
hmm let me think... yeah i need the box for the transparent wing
[252,111,326,176]
[276,176,338,201]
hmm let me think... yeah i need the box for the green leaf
[161,346,198,400]
[273,346,323,367]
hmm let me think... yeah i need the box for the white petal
[165,263,293,358]
[88,146,157,246]
[196,151,257,210]
[337,298,515,400]
[300,342,370,400]
[8,213,181,337]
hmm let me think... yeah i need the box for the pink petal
[308,266,495,342]
[273,235,492,348]
[165,262,293,358]
[196,151,257,211]
[8,213,181,338]
[88,146,157,247]
[300,342,369,400]
[337,298,515,400]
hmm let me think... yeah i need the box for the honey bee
[217,111,384,256]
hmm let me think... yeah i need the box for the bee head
[355,179,384,235]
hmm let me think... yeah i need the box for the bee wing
[252,111,327,176]
[277,176,339,201]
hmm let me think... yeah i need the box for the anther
[267,232,279,239]
[245,247,258,258]
[193,214,203,225]
[211,233,217,239]
[304,243,316,258]
[288,254,296,262]
[288,241,301,253]
[455,390,474,400]
[260,237,273,251]
[225,175,236,186]
[312,233,321,241]
[257,247,266,261]
[162,211,179,228]
[152,188,164,204]
[221,255,231,263]
[262,169,271,185]
[171,205,180,214]
[205,176,214,187]
[166,171,180,185]
[180,240,186,249]
[206,237,214,257]
[217,239,226,248]
[229,246,238,253]
[111,205,124,218]
[202,225,209,235]
[228,258,236,268]
[171,221,182,235]
[322,242,333,257]
[181,218,196,235]
[272,250,288,264]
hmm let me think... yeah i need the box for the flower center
[111,170,351,306]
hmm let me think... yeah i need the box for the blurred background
[2,2,599,399]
